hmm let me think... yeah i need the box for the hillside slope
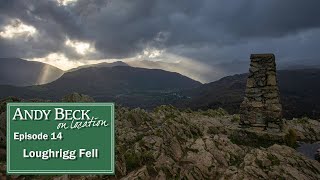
[181,69,320,119]
[0,68,319,118]
[0,58,64,86]
[0,66,201,108]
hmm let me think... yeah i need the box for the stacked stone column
[240,54,282,130]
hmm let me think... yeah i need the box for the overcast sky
[1,0,320,82]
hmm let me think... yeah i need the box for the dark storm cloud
[0,0,87,59]
[0,0,320,63]
[224,1,320,38]
[83,0,320,59]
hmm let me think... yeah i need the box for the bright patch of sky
[32,53,84,71]
[0,19,37,39]
[56,0,78,6]
[65,39,96,55]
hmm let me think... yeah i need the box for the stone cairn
[240,54,283,131]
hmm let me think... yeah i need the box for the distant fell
[0,66,201,108]
[67,61,129,72]
[180,69,320,119]
[0,58,63,86]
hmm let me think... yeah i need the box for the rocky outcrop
[0,97,320,179]
[285,118,320,141]
[240,54,283,130]
[238,144,320,179]
[113,106,320,179]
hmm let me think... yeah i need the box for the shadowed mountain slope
[0,58,63,86]
[0,67,319,118]
[180,69,320,119]
[0,66,201,108]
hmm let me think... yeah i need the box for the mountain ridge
[67,61,129,72]
[0,64,319,118]
[0,65,202,109]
